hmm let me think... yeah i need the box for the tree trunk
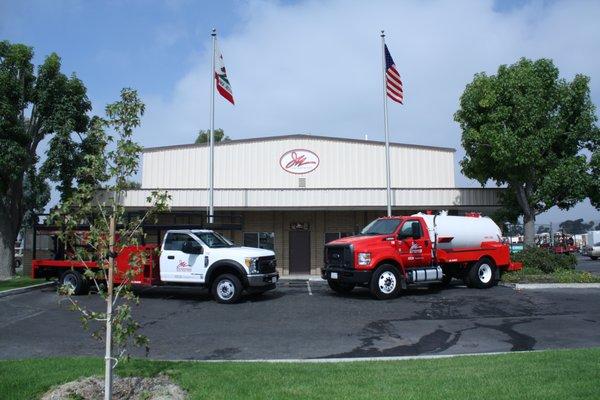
[0,212,16,280]
[0,180,25,280]
[512,182,536,247]
[523,213,536,247]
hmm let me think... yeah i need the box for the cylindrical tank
[413,211,502,250]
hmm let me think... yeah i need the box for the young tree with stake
[50,89,169,399]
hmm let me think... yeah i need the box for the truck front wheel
[328,280,355,295]
[370,264,401,300]
[212,274,242,304]
[468,258,497,289]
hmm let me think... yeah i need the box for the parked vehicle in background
[31,229,279,304]
[322,211,522,300]
[548,231,578,255]
[583,243,600,260]
[585,231,600,259]
[14,250,23,269]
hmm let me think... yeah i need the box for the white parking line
[306,280,312,296]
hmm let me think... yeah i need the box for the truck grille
[257,256,277,273]
[325,245,354,269]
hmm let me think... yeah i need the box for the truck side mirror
[182,241,203,254]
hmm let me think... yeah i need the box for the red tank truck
[322,212,522,299]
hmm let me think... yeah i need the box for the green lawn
[0,276,47,292]
[1,348,599,399]
[503,267,600,284]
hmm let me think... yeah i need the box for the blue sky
[1,0,599,225]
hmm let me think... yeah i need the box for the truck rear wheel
[212,274,242,304]
[60,270,89,295]
[328,280,355,294]
[468,258,496,289]
[370,264,401,300]
[591,256,598,260]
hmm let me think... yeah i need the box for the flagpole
[381,30,392,217]
[208,28,216,224]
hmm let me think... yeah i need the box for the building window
[244,232,275,251]
[325,232,354,244]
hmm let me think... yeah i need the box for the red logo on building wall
[279,149,319,174]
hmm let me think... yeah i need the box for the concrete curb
[168,349,543,363]
[0,282,55,298]
[500,282,600,290]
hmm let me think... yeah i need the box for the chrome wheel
[217,279,235,301]
[62,274,78,290]
[378,271,397,294]
[478,263,492,284]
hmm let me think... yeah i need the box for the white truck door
[160,232,204,283]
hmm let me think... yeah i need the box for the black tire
[60,270,89,295]
[468,258,497,289]
[440,273,452,287]
[328,280,356,294]
[369,264,401,300]
[462,275,472,287]
[211,273,242,304]
[591,256,598,260]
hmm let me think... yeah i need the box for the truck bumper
[247,272,279,287]
[321,267,372,285]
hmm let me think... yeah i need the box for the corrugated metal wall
[123,188,500,209]
[141,136,455,189]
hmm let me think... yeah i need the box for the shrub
[512,247,577,273]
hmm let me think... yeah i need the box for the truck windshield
[195,232,234,248]
[360,219,401,235]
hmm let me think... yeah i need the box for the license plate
[271,276,278,283]
[331,272,338,279]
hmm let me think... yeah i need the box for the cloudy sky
[1,0,599,225]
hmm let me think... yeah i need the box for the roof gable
[143,133,455,153]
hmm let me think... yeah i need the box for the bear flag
[214,40,234,105]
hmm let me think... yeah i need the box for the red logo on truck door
[279,149,319,174]
[176,260,191,272]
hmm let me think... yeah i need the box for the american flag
[384,44,403,104]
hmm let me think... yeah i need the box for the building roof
[143,133,456,153]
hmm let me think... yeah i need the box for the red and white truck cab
[322,212,522,299]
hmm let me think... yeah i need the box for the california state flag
[214,40,234,105]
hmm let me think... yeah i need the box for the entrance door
[289,231,311,274]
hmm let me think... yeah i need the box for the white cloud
[137,0,600,222]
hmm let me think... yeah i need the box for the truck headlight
[358,252,371,266]
[245,257,259,274]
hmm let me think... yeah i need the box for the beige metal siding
[141,137,455,189]
[123,188,500,209]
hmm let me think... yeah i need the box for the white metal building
[124,134,501,275]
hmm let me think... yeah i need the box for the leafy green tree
[0,41,92,278]
[559,218,595,234]
[455,58,598,245]
[123,180,142,189]
[537,225,550,234]
[195,128,230,144]
[51,89,169,398]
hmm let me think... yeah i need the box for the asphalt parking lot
[1,277,600,361]
[576,254,600,275]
